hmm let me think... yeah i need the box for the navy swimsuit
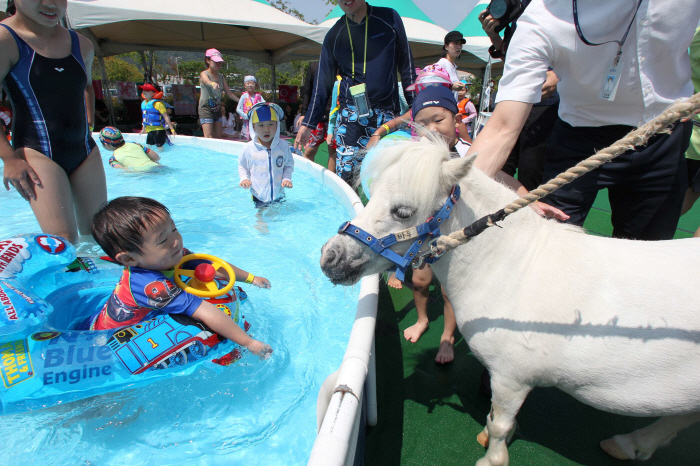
[1,24,96,176]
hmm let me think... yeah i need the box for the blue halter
[338,185,460,281]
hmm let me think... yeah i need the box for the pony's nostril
[321,242,345,270]
[322,248,337,267]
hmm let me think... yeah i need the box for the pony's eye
[391,205,415,220]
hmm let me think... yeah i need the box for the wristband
[244,273,255,284]
[89,125,94,132]
[381,124,390,135]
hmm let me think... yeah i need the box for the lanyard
[345,13,369,80]
[573,0,643,66]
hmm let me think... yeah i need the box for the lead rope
[434,92,700,253]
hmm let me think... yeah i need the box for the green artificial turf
[308,142,700,465]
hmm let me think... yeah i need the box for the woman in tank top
[0,0,107,246]
[199,48,240,139]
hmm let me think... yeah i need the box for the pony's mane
[361,133,453,204]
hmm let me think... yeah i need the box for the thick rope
[435,92,700,252]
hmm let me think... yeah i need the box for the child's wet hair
[92,197,170,260]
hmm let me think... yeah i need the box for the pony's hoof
[477,431,490,447]
[600,438,634,460]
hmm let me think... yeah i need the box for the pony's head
[320,137,475,285]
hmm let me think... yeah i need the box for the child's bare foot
[435,335,455,364]
[404,319,428,343]
[254,221,269,234]
[387,273,403,289]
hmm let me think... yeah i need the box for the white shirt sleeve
[238,145,251,181]
[494,14,552,105]
[236,94,247,119]
[282,144,294,182]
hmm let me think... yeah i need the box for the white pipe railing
[308,276,378,466]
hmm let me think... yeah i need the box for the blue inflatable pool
[0,234,250,414]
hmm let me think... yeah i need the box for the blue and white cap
[411,84,458,116]
[411,86,458,118]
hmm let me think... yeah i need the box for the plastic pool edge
[115,134,378,466]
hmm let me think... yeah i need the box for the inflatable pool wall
[0,234,248,415]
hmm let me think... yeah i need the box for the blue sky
[291,0,482,30]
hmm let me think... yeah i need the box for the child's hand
[252,276,271,289]
[247,340,273,360]
[281,180,293,188]
[326,132,334,145]
[240,179,252,188]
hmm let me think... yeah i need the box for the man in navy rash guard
[295,0,415,183]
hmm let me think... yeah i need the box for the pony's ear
[441,153,476,186]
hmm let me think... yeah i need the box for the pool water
[0,139,358,465]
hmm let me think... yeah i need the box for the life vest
[141,99,164,127]
[457,98,470,116]
[242,93,263,115]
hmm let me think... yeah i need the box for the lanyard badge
[572,0,643,102]
[599,59,623,101]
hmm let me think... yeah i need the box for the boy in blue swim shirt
[89,196,272,358]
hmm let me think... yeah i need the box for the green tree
[324,0,337,17]
[270,0,337,24]
[92,56,142,82]
[269,0,309,22]
[256,67,272,88]
[178,60,206,85]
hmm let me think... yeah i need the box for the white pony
[320,137,700,466]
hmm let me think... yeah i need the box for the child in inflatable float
[99,127,161,171]
[84,196,272,358]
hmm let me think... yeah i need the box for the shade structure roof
[54,0,327,64]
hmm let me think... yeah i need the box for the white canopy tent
[61,0,327,64]
[0,0,330,124]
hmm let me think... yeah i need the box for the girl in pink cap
[199,48,240,139]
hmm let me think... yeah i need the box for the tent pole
[98,55,117,127]
[271,63,277,102]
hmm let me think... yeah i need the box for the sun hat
[411,85,458,117]
[205,48,224,62]
[406,64,452,92]
[99,126,124,147]
[244,75,257,84]
[137,83,158,92]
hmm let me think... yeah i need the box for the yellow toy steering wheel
[173,254,235,298]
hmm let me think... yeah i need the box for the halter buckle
[428,238,446,258]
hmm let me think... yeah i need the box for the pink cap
[205,48,224,62]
